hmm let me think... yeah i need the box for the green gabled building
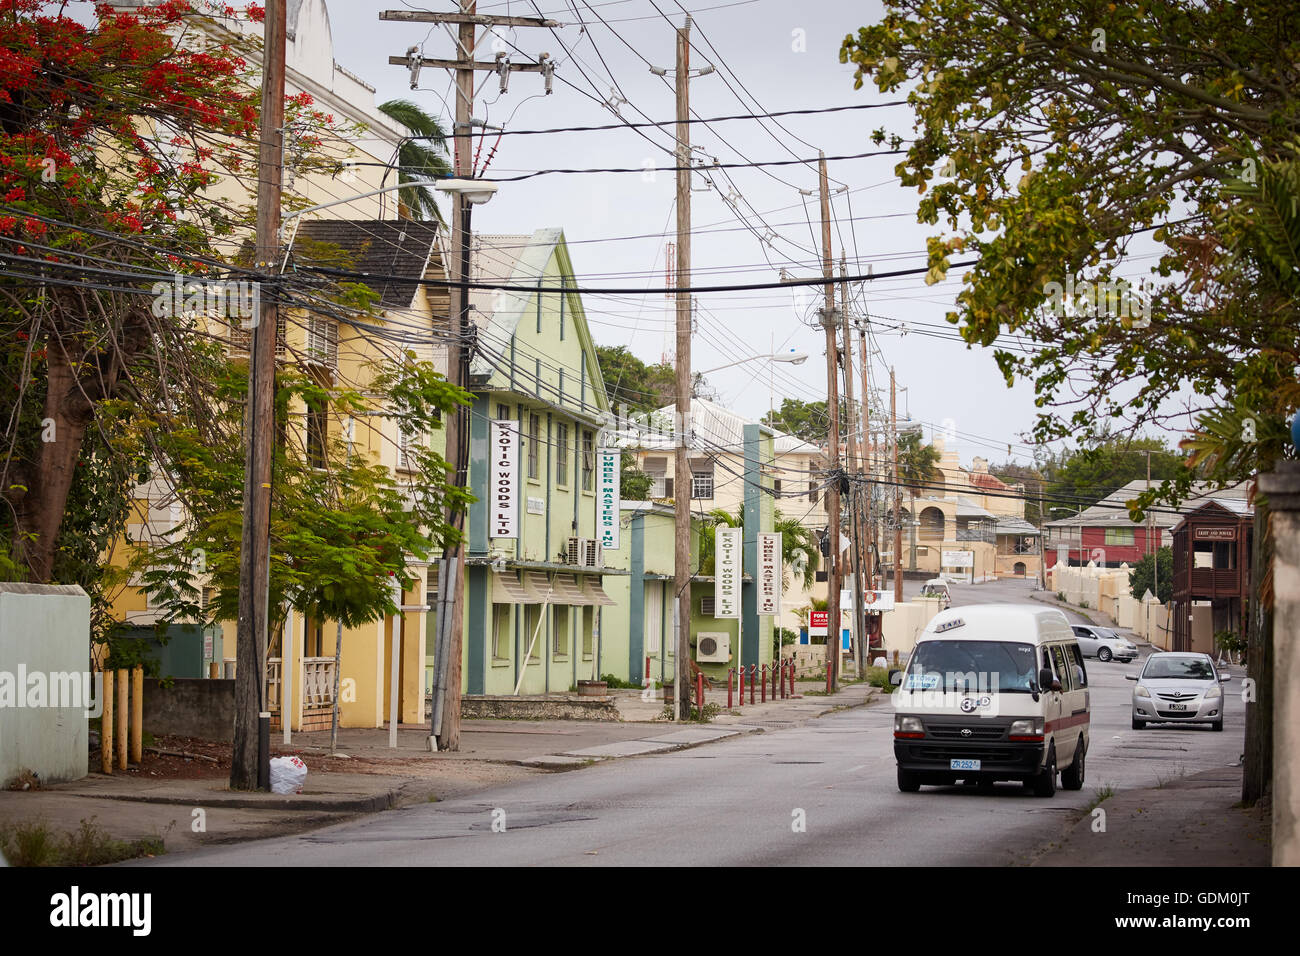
[443,228,626,696]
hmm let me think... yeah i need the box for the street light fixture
[435,178,499,205]
[697,351,808,375]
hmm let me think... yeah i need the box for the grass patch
[865,666,894,689]
[0,817,167,867]
[657,702,722,723]
[1083,783,1117,813]
[1154,764,1186,789]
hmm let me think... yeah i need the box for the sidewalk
[1031,766,1270,866]
[0,681,879,860]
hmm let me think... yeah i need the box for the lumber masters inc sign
[490,420,518,539]
[598,450,620,549]
[757,531,782,615]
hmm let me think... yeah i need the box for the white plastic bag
[269,755,308,794]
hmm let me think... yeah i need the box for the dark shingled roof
[293,219,444,310]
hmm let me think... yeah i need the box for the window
[1050,645,1072,690]
[1070,644,1088,688]
[556,422,569,485]
[581,606,594,659]
[528,414,541,480]
[497,404,511,421]
[1104,528,1135,546]
[492,604,512,661]
[700,595,715,616]
[808,477,819,503]
[525,604,542,661]
[773,478,782,497]
[644,456,670,498]
[305,316,338,367]
[553,606,569,659]
[397,426,423,471]
[690,458,713,499]
[581,430,594,491]
[306,401,327,469]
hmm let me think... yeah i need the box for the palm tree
[897,431,943,570]
[378,99,452,221]
[697,506,818,591]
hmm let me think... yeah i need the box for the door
[1072,626,1098,657]
[1041,644,1067,764]
[1049,643,1085,765]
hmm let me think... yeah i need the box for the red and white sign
[810,610,829,637]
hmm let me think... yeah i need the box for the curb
[48,781,411,814]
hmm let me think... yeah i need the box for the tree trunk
[1242,498,1273,806]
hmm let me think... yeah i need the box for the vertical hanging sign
[597,450,620,549]
[715,526,741,618]
[757,531,782,616]
[490,419,518,539]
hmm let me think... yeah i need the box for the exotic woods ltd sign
[715,526,741,619]
[490,420,518,539]
[598,450,620,549]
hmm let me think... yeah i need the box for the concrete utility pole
[673,18,694,722]
[231,0,285,793]
[891,367,902,603]
[384,3,556,750]
[818,153,841,691]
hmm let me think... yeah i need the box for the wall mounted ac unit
[696,632,730,663]
[581,539,603,568]
[566,536,583,565]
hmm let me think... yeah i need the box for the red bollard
[761,664,767,703]
[779,660,785,699]
[738,666,745,707]
[749,664,756,704]
[646,656,651,681]
[697,671,705,713]
[728,669,734,709]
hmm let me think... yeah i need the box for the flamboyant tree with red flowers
[0,1,333,594]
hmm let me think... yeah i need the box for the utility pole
[818,153,841,691]
[859,326,872,586]
[672,18,694,722]
[384,3,556,750]
[231,0,285,793]
[838,253,864,674]
[891,367,902,603]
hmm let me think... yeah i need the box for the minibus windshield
[903,640,1039,694]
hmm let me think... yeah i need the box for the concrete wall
[141,678,235,741]
[0,584,91,785]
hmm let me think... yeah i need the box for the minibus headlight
[1008,718,1044,741]
[894,715,925,738]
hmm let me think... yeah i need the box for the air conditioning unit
[581,538,603,568]
[696,632,730,663]
[566,537,582,565]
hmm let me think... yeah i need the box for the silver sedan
[1127,652,1230,731]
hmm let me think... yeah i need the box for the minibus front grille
[927,725,1005,741]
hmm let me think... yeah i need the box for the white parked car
[1127,652,1230,731]
[1071,624,1138,662]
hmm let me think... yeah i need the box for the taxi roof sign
[933,618,966,633]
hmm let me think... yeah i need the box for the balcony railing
[956,525,996,543]
[266,656,337,712]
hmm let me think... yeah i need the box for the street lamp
[428,176,497,752]
[696,351,808,375]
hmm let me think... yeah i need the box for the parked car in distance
[1071,624,1138,662]
[919,578,952,609]
[1126,652,1231,731]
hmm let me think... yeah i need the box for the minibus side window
[1050,644,1072,691]
[1070,644,1089,688]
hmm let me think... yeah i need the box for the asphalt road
[145,579,1245,866]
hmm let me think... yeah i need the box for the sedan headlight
[895,715,924,734]
[1135,685,1151,698]
[1204,684,1222,700]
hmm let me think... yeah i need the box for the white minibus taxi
[890,604,1090,797]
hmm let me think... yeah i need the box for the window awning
[580,577,618,607]
[493,571,541,605]
[523,571,563,604]
[547,574,593,606]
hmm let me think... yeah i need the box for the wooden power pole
[838,254,864,674]
[673,18,694,721]
[891,367,903,603]
[383,3,557,750]
[818,154,841,691]
[231,0,286,792]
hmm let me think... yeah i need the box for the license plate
[950,759,981,771]
[1168,703,1188,711]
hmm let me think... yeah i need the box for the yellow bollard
[131,665,143,764]
[116,668,128,770]
[101,671,113,775]
[209,661,219,679]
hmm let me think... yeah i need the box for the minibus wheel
[897,767,920,793]
[1031,746,1057,797]
[1061,738,1085,790]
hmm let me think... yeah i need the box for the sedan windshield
[904,640,1039,694]
[1143,657,1215,680]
